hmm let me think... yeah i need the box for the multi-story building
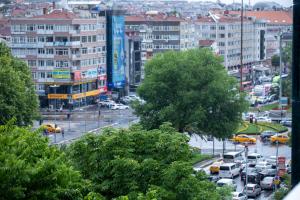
[125,12,186,80]
[125,30,142,92]
[10,9,107,108]
[195,11,266,74]
[229,11,292,59]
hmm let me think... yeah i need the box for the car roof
[263,176,274,180]
[218,178,233,183]
[220,163,236,167]
[248,153,261,156]
[246,183,257,187]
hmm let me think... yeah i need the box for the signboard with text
[52,69,70,79]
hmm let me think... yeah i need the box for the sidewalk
[193,155,222,169]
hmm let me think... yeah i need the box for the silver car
[260,177,275,190]
[244,184,262,197]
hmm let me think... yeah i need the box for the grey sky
[188,0,292,7]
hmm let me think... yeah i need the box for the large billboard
[111,15,126,88]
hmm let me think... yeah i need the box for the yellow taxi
[42,124,62,133]
[232,134,256,143]
[209,161,223,174]
[270,134,289,144]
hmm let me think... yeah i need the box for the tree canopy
[0,121,90,199]
[133,49,247,138]
[0,43,39,126]
[67,123,231,199]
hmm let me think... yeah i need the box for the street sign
[280,97,288,106]
[278,156,286,170]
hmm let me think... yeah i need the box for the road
[189,135,291,200]
[35,106,138,144]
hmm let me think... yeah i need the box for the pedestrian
[61,128,65,138]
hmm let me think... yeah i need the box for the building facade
[194,12,266,73]
[10,9,107,108]
[125,13,186,80]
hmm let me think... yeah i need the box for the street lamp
[50,84,59,143]
[244,143,249,200]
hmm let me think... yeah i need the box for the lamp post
[279,32,283,121]
[275,140,279,191]
[244,143,249,200]
[50,84,59,143]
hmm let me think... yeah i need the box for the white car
[99,100,115,107]
[232,192,247,200]
[255,161,272,172]
[257,96,268,104]
[256,116,272,123]
[244,184,261,197]
[247,153,263,164]
[260,177,275,190]
[216,178,237,190]
[111,104,129,110]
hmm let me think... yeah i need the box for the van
[247,153,263,164]
[219,163,240,178]
[223,151,244,163]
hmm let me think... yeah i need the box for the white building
[194,11,267,72]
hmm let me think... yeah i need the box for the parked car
[265,156,277,166]
[260,176,276,190]
[232,134,256,144]
[270,134,289,144]
[246,172,261,185]
[209,161,223,174]
[232,192,247,200]
[216,178,237,190]
[41,124,61,133]
[111,103,129,110]
[99,100,115,108]
[256,116,272,123]
[260,130,277,142]
[280,119,292,127]
[244,184,262,197]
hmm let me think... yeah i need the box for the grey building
[125,31,142,92]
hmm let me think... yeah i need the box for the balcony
[37,54,54,59]
[71,54,81,59]
[69,30,80,34]
[45,42,54,47]
[66,41,81,46]
[37,30,54,34]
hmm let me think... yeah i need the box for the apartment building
[195,12,266,73]
[229,11,292,59]
[125,12,186,79]
[10,9,107,108]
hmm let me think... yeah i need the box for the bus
[223,151,244,163]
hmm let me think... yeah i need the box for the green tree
[271,55,280,70]
[67,123,230,199]
[133,49,247,139]
[0,43,39,126]
[0,121,90,199]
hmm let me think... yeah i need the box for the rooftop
[33,9,76,19]
[229,10,292,25]
[125,13,183,22]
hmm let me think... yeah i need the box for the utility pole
[292,0,300,188]
[279,32,283,121]
[240,0,244,92]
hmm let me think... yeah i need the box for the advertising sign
[278,156,286,169]
[280,97,288,106]
[74,71,81,81]
[48,94,68,99]
[52,69,70,79]
[112,15,126,88]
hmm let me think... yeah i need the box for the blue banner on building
[111,16,126,88]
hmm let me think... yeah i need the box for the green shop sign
[52,69,70,79]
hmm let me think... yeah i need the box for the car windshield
[248,156,257,159]
[217,182,225,187]
[247,186,254,190]
[220,166,230,170]
[264,177,273,182]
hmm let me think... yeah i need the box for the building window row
[153,26,180,31]
[154,44,180,50]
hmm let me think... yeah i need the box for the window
[46,25,53,30]
[81,48,87,54]
[219,34,225,38]
[219,25,225,30]
[28,60,36,67]
[46,36,53,42]
[38,48,45,54]
[38,37,45,42]
[82,36,87,43]
[39,72,45,78]
[32,72,37,79]
[55,49,68,55]
[27,24,35,31]
[55,60,69,68]
[46,60,54,66]
[46,49,54,54]
[38,84,44,90]
[37,25,44,30]
[38,60,45,67]
[27,37,36,43]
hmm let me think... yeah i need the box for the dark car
[280,119,292,127]
[243,172,261,185]
[260,130,277,141]
[259,168,277,180]
[241,167,257,181]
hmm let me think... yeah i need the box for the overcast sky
[188,0,292,7]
